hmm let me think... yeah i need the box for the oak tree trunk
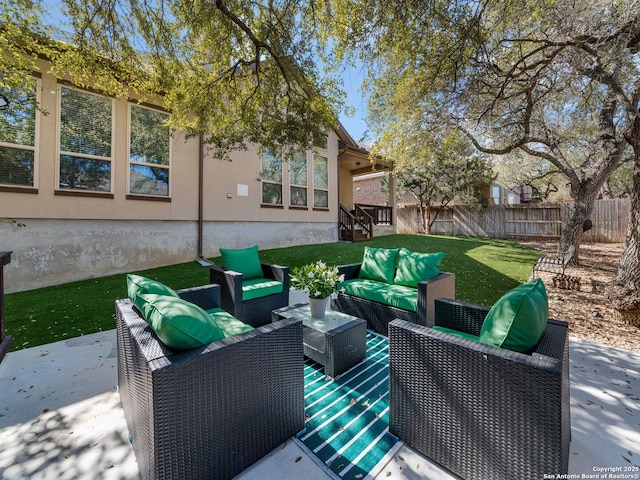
[609,118,640,326]
[609,154,640,325]
[557,185,600,266]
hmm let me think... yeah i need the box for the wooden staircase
[339,204,374,242]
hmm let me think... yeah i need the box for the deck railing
[355,203,393,225]
[339,204,374,241]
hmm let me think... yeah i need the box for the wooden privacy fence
[396,198,630,243]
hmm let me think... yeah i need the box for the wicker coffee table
[273,303,367,377]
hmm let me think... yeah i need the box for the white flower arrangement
[290,261,345,299]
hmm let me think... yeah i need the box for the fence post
[0,251,12,363]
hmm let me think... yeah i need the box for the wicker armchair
[388,298,570,480]
[210,263,290,327]
[330,262,455,335]
[116,284,304,480]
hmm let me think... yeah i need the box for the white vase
[309,297,329,319]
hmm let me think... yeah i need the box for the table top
[276,303,364,333]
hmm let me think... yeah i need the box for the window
[289,152,307,207]
[0,79,38,187]
[129,104,170,196]
[313,153,329,208]
[58,86,113,192]
[261,149,283,205]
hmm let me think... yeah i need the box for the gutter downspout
[196,134,213,266]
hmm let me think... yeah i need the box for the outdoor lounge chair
[388,297,570,480]
[116,284,304,480]
[210,245,290,327]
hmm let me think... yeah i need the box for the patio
[0,290,639,479]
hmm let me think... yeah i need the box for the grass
[5,234,539,351]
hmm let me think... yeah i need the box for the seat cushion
[479,278,548,352]
[220,245,264,280]
[241,277,284,301]
[340,278,417,312]
[137,294,225,351]
[394,249,444,287]
[358,246,400,284]
[127,274,178,311]
[206,307,255,337]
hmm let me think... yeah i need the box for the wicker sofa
[116,284,305,480]
[330,261,455,336]
[388,297,570,480]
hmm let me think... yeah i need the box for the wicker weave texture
[210,262,290,328]
[116,285,304,480]
[331,263,455,336]
[388,299,570,480]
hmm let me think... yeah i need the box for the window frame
[0,77,40,192]
[127,103,172,199]
[56,85,115,195]
[289,151,308,208]
[261,148,284,206]
[312,152,329,209]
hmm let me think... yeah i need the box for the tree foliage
[320,0,640,316]
[1,0,345,158]
[389,130,494,233]
[323,0,639,258]
[494,152,564,201]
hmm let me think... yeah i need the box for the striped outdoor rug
[295,332,401,480]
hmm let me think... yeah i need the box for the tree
[381,130,494,233]
[494,152,564,202]
[1,0,345,158]
[321,0,640,319]
[329,0,637,258]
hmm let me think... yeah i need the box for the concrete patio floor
[1,299,639,479]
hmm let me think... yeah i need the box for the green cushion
[479,278,548,352]
[127,274,178,311]
[138,294,225,351]
[220,245,263,280]
[433,326,481,343]
[340,278,417,312]
[394,249,444,287]
[206,307,255,337]
[241,278,284,301]
[358,246,400,284]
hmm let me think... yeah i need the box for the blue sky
[338,65,370,144]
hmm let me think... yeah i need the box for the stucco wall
[1,219,338,293]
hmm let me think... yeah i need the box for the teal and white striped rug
[295,332,402,480]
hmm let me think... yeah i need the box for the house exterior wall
[354,173,415,207]
[0,60,341,293]
[338,165,354,209]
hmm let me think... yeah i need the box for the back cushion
[359,246,400,284]
[127,274,178,311]
[479,278,548,352]
[394,249,444,287]
[220,245,264,280]
[138,294,225,351]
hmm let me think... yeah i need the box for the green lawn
[5,234,539,351]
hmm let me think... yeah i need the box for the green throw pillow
[479,278,548,353]
[394,249,444,287]
[359,246,400,284]
[137,294,225,351]
[127,274,178,311]
[220,245,264,280]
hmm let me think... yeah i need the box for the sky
[337,65,370,145]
